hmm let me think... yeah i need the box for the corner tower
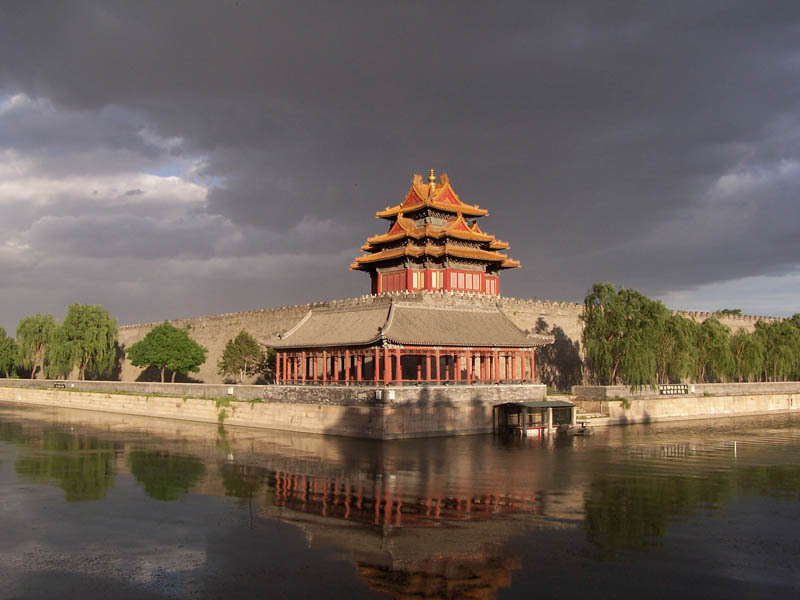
[350,170,521,295]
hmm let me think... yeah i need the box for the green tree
[730,329,764,382]
[581,283,660,388]
[0,328,18,377]
[260,347,277,381]
[695,318,733,383]
[654,313,696,384]
[126,322,207,382]
[218,330,265,383]
[45,303,118,380]
[15,313,57,378]
[756,320,800,381]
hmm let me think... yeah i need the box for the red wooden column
[493,350,500,383]
[301,351,306,384]
[383,347,391,385]
[529,351,536,383]
[455,352,461,383]
[322,351,327,384]
[333,352,339,383]
[511,351,517,381]
[357,354,363,382]
[425,352,431,382]
[395,348,402,384]
[435,348,441,384]
[374,347,380,385]
[521,350,527,382]
[466,349,472,385]
[416,357,422,381]
[344,350,350,385]
[313,352,318,382]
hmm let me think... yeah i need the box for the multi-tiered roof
[350,170,520,295]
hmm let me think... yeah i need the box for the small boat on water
[561,422,594,436]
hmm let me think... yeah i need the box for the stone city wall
[113,292,780,386]
[0,381,546,439]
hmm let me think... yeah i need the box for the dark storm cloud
[2,0,800,330]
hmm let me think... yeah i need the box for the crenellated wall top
[675,310,781,324]
[118,292,781,329]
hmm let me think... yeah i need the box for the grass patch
[612,395,632,410]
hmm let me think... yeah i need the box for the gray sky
[2,1,800,332]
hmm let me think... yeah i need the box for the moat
[1,402,798,599]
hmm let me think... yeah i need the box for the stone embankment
[573,382,800,426]
[116,292,779,385]
[0,379,545,439]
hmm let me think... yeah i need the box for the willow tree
[16,314,57,378]
[756,320,800,381]
[0,328,17,377]
[127,322,207,382]
[582,283,660,388]
[654,313,697,384]
[694,318,733,383]
[729,329,764,382]
[47,303,118,380]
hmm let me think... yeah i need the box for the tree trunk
[171,370,177,383]
[160,365,165,383]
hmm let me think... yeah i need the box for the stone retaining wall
[575,393,799,426]
[0,382,546,439]
[573,381,800,400]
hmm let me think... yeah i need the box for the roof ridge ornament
[428,168,436,197]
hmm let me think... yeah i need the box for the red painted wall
[376,268,499,295]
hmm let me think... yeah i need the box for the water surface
[0,402,798,599]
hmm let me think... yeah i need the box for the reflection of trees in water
[219,462,264,500]
[0,421,31,445]
[13,431,117,502]
[128,450,205,501]
[584,464,800,558]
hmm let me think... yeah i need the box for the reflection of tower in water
[271,469,546,527]
[258,465,562,599]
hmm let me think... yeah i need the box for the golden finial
[428,168,436,184]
